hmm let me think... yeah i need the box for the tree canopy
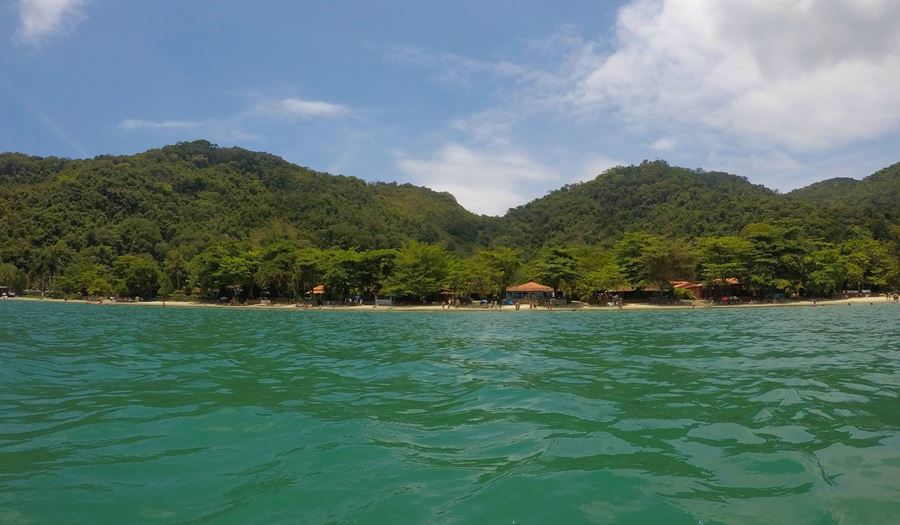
[1,142,897,301]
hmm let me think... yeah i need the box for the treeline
[2,220,896,302]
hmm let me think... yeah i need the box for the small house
[505,281,557,304]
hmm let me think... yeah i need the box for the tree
[217,253,257,299]
[112,255,163,298]
[383,242,449,303]
[474,247,521,298]
[321,248,362,300]
[446,257,483,300]
[641,239,695,294]
[841,238,893,290]
[57,260,114,297]
[577,250,627,298]
[741,223,809,297]
[356,249,397,299]
[188,244,257,298]
[256,240,298,298]
[29,241,74,294]
[163,249,189,293]
[615,232,659,287]
[293,248,325,300]
[530,246,580,296]
[696,236,752,295]
[189,244,228,296]
[0,262,27,292]
[116,218,163,257]
[805,245,847,296]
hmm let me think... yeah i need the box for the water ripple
[2,301,899,523]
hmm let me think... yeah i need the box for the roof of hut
[505,281,554,293]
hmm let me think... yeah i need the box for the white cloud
[650,137,677,152]
[570,0,900,150]
[16,0,86,47]
[118,96,350,143]
[264,98,351,119]
[395,143,558,216]
[450,110,520,147]
[383,44,532,89]
[119,119,201,131]
[117,117,258,143]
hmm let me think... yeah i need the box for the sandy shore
[9,295,896,312]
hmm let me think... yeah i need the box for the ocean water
[2,300,899,524]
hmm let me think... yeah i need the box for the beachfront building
[672,280,704,299]
[505,281,558,305]
[306,284,326,305]
[672,278,742,300]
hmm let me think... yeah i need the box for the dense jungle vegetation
[1,141,897,302]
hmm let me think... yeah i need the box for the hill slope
[490,161,865,251]
[1,143,897,267]
[0,141,488,263]
[787,162,900,239]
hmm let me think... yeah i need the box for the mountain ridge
[1,141,898,259]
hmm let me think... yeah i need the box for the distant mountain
[1,142,897,268]
[490,160,867,251]
[0,141,488,262]
[787,162,900,233]
[785,177,860,204]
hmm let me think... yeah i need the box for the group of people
[513,299,554,310]
[439,298,558,310]
[595,292,624,308]
[441,298,462,309]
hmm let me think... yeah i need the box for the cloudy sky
[3,0,900,215]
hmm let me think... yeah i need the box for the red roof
[673,281,703,289]
[506,281,554,293]
[310,285,326,294]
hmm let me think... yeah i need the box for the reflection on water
[2,301,899,524]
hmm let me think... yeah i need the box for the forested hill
[0,141,489,261]
[488,161,890,251]
[0,141,898,301]
[2,143,897,262]
[786,162,900,239]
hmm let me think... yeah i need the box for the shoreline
[7,295,895,312]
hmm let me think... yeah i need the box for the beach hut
[672,280,704,299]
[505,281,556,305]
[307,284,326,305]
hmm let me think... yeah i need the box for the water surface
[2,301,899,524]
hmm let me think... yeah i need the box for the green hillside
[786,177,860,204]
[491,161,860,252]
[0,142,897,301]
[787,162,900,239]
[0,140,487,262]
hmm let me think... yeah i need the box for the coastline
[8,295,895,312]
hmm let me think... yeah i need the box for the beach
[10,294,895,311]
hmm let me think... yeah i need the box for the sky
[2,0,900,216]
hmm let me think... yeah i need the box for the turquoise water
[2,301,899,524]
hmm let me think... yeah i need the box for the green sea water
[2,301,899,524]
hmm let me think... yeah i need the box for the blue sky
[3,1,900,215]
